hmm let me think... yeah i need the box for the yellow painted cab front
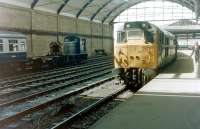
[114,28,157,69]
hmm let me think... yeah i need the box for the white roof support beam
[57,0,70,14]
[102,2,126,23]
[90,0,113,21]
[109,0,197,24]
[195,0,200,21]
[108,1,140,24]
[76,0,95,18]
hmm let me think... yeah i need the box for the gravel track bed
[0,56,112,85]
[0,69,113,120]
[0,61,111,91]
[0,74,116,129]
[0,63,112,104]
[1,77,121,129]
[67,90,135,129]
[45,79,125,129]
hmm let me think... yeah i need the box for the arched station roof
[0,0,198,24]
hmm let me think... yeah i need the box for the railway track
[0,56,112,87]
[0,75,118,129]
[0,62,113,105]
[0,60,112,91]
[0,56,119,129]
[49,81,127,129]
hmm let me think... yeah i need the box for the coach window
[19,40,26,51]
[0,39,3,52]
[19,44,25,51]
[9,39,18,52]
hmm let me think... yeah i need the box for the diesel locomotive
[114,21,177,89]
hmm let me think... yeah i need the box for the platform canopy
[0,0,198,24]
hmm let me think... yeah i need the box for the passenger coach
[0,31,27,75]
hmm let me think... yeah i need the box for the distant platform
[89,50,200,129]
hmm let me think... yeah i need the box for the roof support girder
[108,0,197,24]
[76,0,95,18]
[31,0,39,9]
[195,0,200,20]
[90,0,112,21]
[109,3,135,24]
[102,3,126,23]
[57,0,70,14]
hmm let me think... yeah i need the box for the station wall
[0,3,113,57]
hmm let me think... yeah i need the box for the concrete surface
[89,50,200,129]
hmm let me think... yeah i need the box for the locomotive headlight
[142,23,146,28]
[126,24,130,28]
[136,56,140,60]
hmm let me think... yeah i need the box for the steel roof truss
[57,0,70,14]
[76,0,95,18]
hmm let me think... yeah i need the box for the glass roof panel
[0,0,197,24]
[34,0,63,13]
[61,0,86,16]
[0,0,32,8]
[94,0,122,21]
[80,0,108,18]
[113,0,196,27]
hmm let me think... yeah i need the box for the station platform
[89,50,200,129]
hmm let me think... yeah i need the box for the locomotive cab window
[127,30,143,40]
[117,31,126,43]
[144,30,154,43]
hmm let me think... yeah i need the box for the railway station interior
[0,0,200,129]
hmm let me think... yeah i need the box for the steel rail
[0,75,116,128]
[51,87,126,129]
[0,69,113,109]
[0,56,111,84]
[0,64,113,99]
[0,57,111,86]
[0,61,112,90]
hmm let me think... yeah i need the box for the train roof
[124,21,175,39]
[158,26,175,38]
[0,31,26,38]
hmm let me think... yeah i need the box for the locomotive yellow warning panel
[114,43,157,69]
